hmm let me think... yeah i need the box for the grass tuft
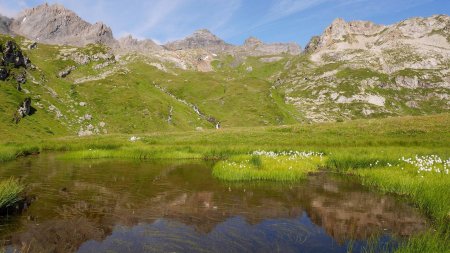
[0,178,24,210]
[213,152,325,181]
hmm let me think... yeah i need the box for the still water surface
[0,154,428,252]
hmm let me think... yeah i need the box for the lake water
[0,154,428,252]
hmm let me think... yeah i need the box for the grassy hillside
[1,35,449,140]
[0,35,303,141]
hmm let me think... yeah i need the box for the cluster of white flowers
[400,155,449,175]
[223,161,250,169]
[369,160,380,167]
[251,150,323,159]
[129,136,141,142]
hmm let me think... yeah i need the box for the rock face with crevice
[10,3,115,47]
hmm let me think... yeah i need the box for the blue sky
[0,0,449,46]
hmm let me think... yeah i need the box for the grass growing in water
[0,178,24,210]
[352,155,449,223]
[344,155,450,252]
[60,146,203,160]
[213,151,325,181]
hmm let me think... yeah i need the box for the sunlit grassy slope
[0,35,303,142]
[3,34,448,142]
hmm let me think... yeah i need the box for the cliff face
[306,15,450,72]
[281,15,450,122]
[9,3,115,47]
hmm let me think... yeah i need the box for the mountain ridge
[1,3,305,57]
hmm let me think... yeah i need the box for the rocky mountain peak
[9,3,115,47]
[164,29,231,52]
[191,29,220,40]
[244,37,263,47]
[308,15,450,54]
[321,18,385,46]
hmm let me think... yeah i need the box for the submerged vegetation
[0,178,24,211]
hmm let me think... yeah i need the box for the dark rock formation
[16,72,26,91]
[28,42,37,50]
[0,40,30,81]
[3,40,26,67]
[0,67,8,80]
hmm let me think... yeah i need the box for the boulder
[28,42,38,50]
[13,97,31,123]
[3,40,26,67]
[0,67,8,80]
[16,72,26,84]
[58,66,76,78]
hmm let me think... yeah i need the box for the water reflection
[0,155,428,252]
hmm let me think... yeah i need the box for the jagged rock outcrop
[311,18,385,51]
[165,29,233,53]
[304,36,321,53]
[3,40,27,68]
[240,37,301,56]
[10,3,115,47]
[0,40,30,81]
[307,15,450,70]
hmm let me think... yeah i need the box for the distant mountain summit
[10,3,115,46]
[164,29,233,53]
[116,35,163,54]
[241,36,301,56]
[163,31,301,56]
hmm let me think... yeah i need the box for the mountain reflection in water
[0,155,427,253]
